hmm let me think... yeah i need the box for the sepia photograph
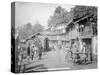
[11,2,97,73]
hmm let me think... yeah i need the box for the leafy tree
[73,5,97,20]
[48,6,73,29]
[18,23,34,40]
[33,21,44,34]
[17,22,44,40]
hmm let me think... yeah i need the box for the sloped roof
[47,34,70,41]
[41,31,64,36]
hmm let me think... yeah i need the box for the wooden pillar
[90,38,93,63]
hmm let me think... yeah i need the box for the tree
[18,23,34,40]
[33,21,44,34]
[17,22,44,40]
[73,5,97,20]
[48,6,73,29]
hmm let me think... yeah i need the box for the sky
[15,2,75,29]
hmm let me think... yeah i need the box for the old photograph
[11,2,97,73]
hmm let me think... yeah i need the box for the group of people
[17,36,43,72]
[66,38,90,64]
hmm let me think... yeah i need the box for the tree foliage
[33,21,44,34]
[73,5,97,20]
[48,6,73,29]
[17,22,44,40]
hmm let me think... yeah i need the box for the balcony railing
[79,26,93,37]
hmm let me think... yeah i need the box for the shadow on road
[25,64,48,73]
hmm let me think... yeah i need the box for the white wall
[92,36,97,55]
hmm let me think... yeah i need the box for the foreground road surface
[25,49,72,72]
[25,48,97,72]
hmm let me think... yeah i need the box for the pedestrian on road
[38,46,43,60]
[27,43,31,62]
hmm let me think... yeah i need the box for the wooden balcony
[79,26,93,38]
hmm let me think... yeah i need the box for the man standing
[38,43,43,60]
[27,43,31,62]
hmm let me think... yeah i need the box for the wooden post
[90,38,93,63]
[90,19,93,63]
